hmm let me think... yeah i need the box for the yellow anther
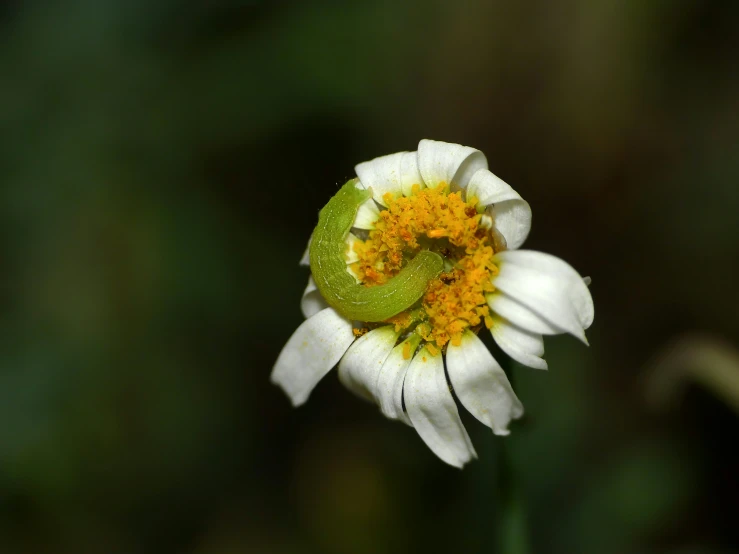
[402,341,412,360]
[354,184,500,352]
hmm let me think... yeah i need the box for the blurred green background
[1,1,738,553]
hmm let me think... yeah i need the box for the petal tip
[271,373,309,407]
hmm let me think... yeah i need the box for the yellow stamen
[354,183,500,353]
[402,341,412,360]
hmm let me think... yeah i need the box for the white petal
[300,235,311,266]
[404,347,477,468]
[490,317,547,370]
[400,151,425,197]
[300,276,329,319]
[355,152,406,207]
[498,251,595,329]
[466,168,521,206]
[344,233,360,264]
[376,335,420,426]
[338,326,399,402]
[489,199,532,250]
[487,292,566,335]
[446,331,524,435]
[353,194,381,230]
[271,308,355,406]
[466,168,531,249]
[417,139,488,189]
[492,250,595,343]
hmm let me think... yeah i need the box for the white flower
[271,139,594,468]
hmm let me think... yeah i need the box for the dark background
[1,1,738,553]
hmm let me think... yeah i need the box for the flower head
[272,139,594,467]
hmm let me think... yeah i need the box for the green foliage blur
[1,1,738,553]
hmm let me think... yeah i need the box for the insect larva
[310,179,443,322]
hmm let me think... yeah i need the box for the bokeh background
[1,1,738,553]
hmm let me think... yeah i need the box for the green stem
[496,367,530,554]
[497,440,529,554]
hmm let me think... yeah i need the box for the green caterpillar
[310,179,443,322]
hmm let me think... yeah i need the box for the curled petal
[355,152,407,207]
[376,334,420,426]
[271,308,355,406]
[417,139,488,189]
[490,317,547,370]
[487,292,565,335]
[467,168,522,206]
[352,194,381,229]
[489,199,532,250]
[405,347,477,468]
[338,326,399,402]
[446,331,524,435]
[466,168,531,250]
[492,250,594,343]
[400,151,425,197]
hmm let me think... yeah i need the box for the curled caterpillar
[310,179,443,322]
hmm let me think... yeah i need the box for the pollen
[402,340,412,360]
[353,183,500,355]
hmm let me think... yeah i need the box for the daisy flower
[271,139,594,468]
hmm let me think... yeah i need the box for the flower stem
[497,439,530,554]
[496,367,530,554]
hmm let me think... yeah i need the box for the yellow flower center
[351,184,501,356]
